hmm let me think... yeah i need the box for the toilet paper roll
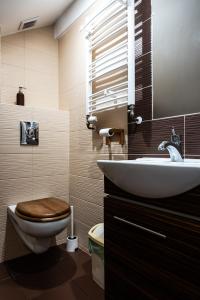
[99,128,114,137]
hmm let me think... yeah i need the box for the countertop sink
[97,158,200,198]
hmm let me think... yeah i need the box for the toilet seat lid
[16,198,70,220]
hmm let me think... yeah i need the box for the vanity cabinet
[104,195,200,300]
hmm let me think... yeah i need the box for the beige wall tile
[70,128,126,156]
[70,196,103,228]
[25,27,58,57]
[0,206,10,233]
[32,153,68,177]
[69,105,86,133]
[32,130,68,154]
[70,175,104,207]
[56,228,68,245]
[74,220,90,254]
[25,91,59,109]
[0,154,32,180]
[0,36,2,104]
[32,108,69,131]
[0,105,33,154]
[2,32,25,48]
[2,64,25,89]
[60,84,85,112]
[0,128,33,154]
[0,104,32,129]
[25,48,58,75]
[58,16,86,93]
[69,152,108,180]
[32,174,69,201]
[1,86,18,105]
[25,69,58,94]
[1,26,59,110]
[0,177,34,205]
[1,43,25,68]
[59,92,70,111]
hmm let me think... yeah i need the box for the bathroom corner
[58,1,128,253]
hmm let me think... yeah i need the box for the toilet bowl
[8,198,71,254]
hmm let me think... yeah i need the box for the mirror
[152,0,200,118]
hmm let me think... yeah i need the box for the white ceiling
[0,0,74,36]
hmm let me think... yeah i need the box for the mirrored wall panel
[152,0,200,118]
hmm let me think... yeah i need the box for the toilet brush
[66,206,78,252]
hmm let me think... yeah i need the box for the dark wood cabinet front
[104,196,200,300]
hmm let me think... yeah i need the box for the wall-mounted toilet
[8,198,71,254]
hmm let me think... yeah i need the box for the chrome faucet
[158,127,183,162]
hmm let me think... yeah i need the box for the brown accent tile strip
[128,153,168,160]
[185,114,200,156]
[135,18,151,59]
[128,116,184,155]
[135,86,152,122]
[135,52,152,91]
[185,155,200,159]
[135,0,151,25]
[135,0,152,122]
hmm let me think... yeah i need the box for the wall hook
[86,115,97,130]
[128,104,143,124]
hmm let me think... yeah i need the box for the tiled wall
[0,26,59,109]
[58,1,128,252]
[129,0,200,159]
[0,32,2,103]
[0,104,69,262]
[128,115,200,159]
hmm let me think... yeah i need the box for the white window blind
[84,0,135,115]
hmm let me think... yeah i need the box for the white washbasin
[97,158,200,199]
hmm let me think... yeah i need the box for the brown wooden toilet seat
[16,198,71,222]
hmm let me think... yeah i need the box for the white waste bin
[88,223,104,289]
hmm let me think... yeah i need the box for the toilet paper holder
[105,129,124,146]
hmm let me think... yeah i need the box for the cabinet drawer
[104,196,200,299]
[105,195,200,252]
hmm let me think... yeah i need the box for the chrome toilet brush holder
[66,235,78,252]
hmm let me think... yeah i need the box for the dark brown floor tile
[0,263,10,281]
[185,114,200,156]
[5,246,77,290]
[0,246,104,300]
[64,252,104,299]
[32,281,89,300]
[0,278,27,300]
[72,273,104,300]
[60,250,91,279]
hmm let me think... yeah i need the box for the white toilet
[8,198,71,254]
